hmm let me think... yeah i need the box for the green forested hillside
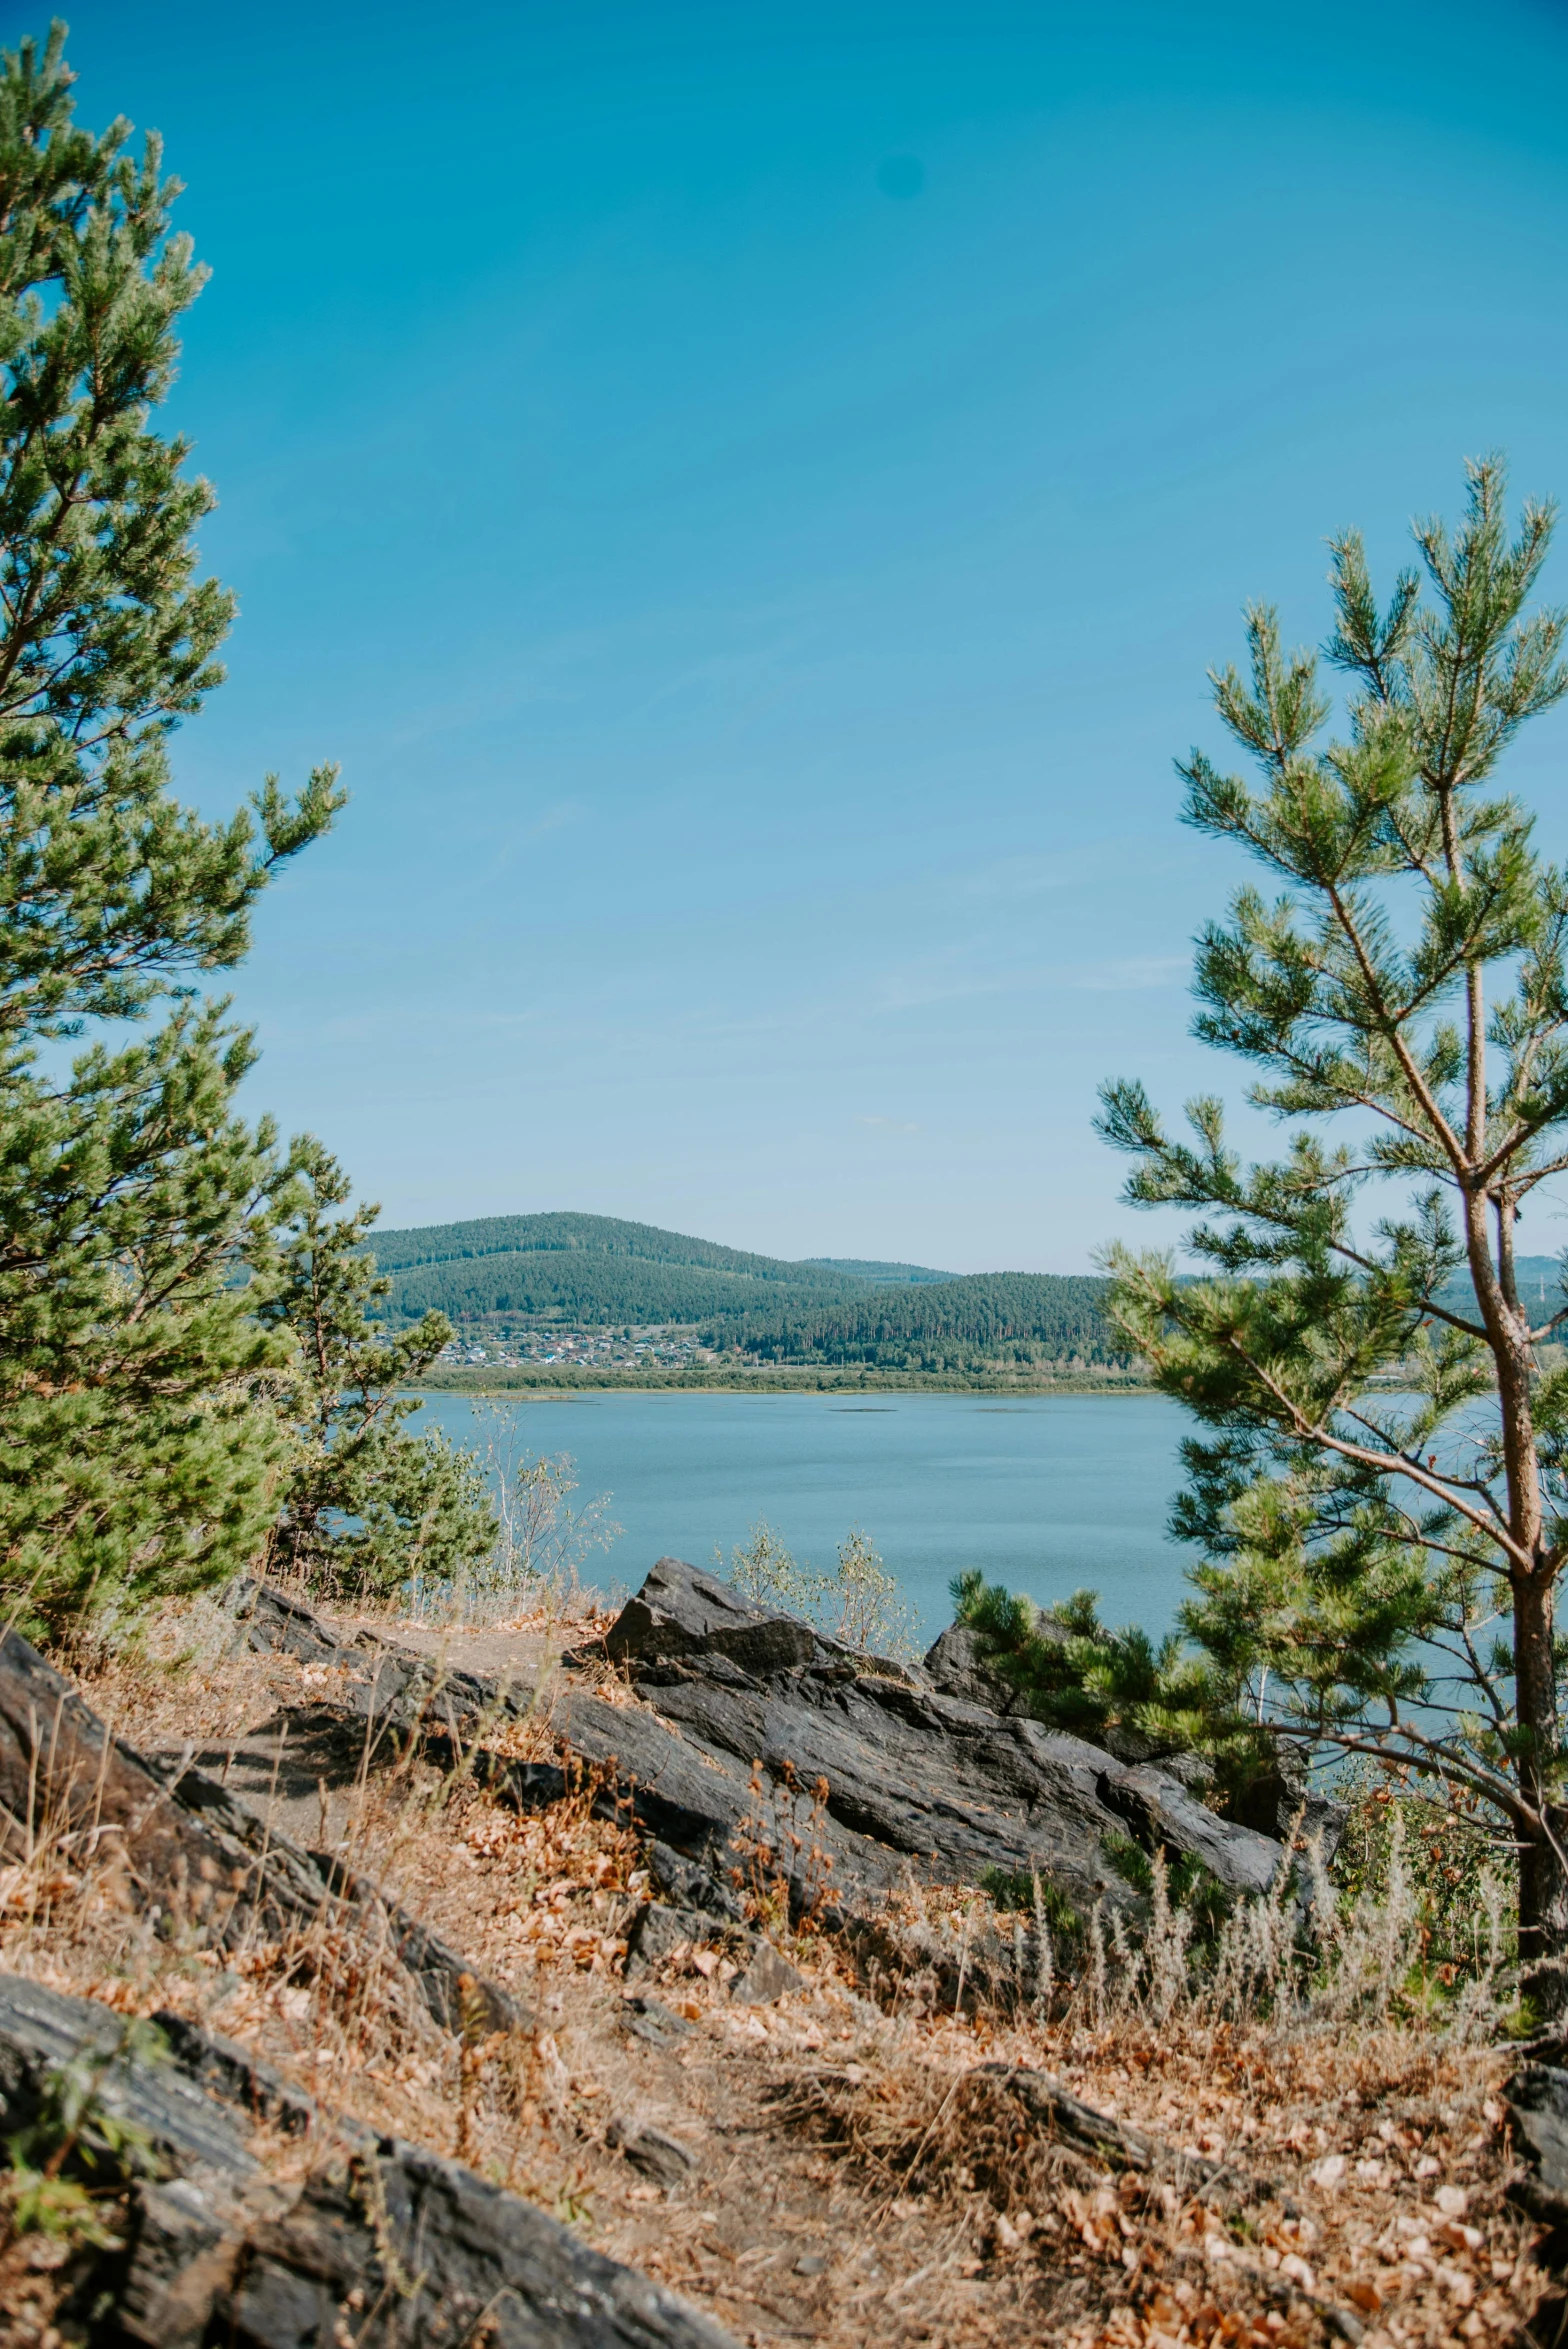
[366,1213,1126,1364]
[372,1213,891,1326]
[369,1214,1129,1368]
[1430,1255,1563,1321]
[712,1272,1126,1370]
[799,1256,953,1285]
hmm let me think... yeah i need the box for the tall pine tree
[0,24,341,1637]
[1100,461,1568,1999]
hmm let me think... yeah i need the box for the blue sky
[52,0,1568,1269]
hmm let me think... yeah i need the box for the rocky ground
[0,1562,1558,2348]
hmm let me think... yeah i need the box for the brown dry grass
[0,1612,1556,2349]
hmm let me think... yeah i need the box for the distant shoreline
[412,1365,1154,1397]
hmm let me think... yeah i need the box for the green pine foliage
[259,1142,496,1604]
[952,1570,1188,1751]
[0,27,342,1640]
[1097,460,1568,1995]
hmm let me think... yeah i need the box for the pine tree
[0,26,341,1637]
[1099,460,1568,1999]
[260,1139,496,1604]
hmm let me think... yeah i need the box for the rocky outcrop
[590,1557,1290,1912]
[0,1628,524,2037]
[241,1558,1298,1924]
[0,1973,739,2349]
[0,1628,254,1930]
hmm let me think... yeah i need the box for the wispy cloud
[858,1113,921,1133]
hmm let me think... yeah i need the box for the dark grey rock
[647,1838,746,1921]
[0,1974,256,2179]
[0,1971,740,2349]
[624,1902,753,1976]
[0,1630,522,2047]
[118,2173,274,2349]
[922,1620,1023,1713]
[222,2136,737,2348]
[1099,1764,1285,1899]
[924,1618,1207,1773]
[606,1556,821,1678]
[232,1578,353,1666]
[141,1744,528,2040]
[608,2117,701,2185]
[147,2010,321,2136]
[619,1996,695,2048]
[1508,2062,1568,2221]
[240,1565,1295,1932]
[309,1849,527,2036]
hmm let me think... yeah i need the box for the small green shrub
[1,2022,167,2251]
[723,1521,917,1659]
[1332,1768,1512,1994]
[977,1865,1083,1943]
[1102,1832,1234,1945]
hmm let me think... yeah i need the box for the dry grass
[0,1610,1556,2349]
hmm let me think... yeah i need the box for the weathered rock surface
[620,1901,803,2003]
[0,1629,253,1929]
[595,1557,1289,1911]
[1506,2062,1568,2225]
[607,2115,701,2186]
[0,1970,739,2349]
[0,1974,259,2180]
[223,2137,738,2349]
[0,1628,524,2038]
[921,1619,1026,1714]
[241,1558,1301,1923]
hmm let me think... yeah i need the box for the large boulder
[922,1619,1022,1713]
[605,1556,822,1678]
[245,1561,1292,1919]
[614,1584,1286,1910]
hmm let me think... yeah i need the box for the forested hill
[799,1257,955,1286]
[1431,1255,1564,1321]
[712,1272,1126,1371]
[369,1212,955,1328]
[368,1210,1568,1370]
[367,1213,1128,1366]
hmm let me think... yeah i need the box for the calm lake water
[409,1390,1195,1645]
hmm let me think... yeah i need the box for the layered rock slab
[0,1628,523,2035]
[0,1971,739,2349]
[243,1558,1291,1918]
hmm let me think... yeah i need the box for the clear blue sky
[52,0,1568,1270]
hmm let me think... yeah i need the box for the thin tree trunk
[1514,1571,1568,2012]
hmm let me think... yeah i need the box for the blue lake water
[409,1390,1195,1645]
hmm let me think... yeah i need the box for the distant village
[435,1323,719,1371]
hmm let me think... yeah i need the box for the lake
[409,1389,1196,1645]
